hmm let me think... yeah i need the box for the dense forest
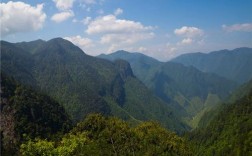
[20,114,193,156]
[1,73,251,155]
[0,74,72,155]
[1,38,252,156]
[1,39,187,133]
[188,87,252,156]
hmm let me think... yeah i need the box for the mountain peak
[114,50,131,55]
[47,37,75,47]
[36,37,86,56]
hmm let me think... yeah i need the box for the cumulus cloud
[51,11,74,23]
[86,15,153,34]
[114,8,123,16]
[64,35,93,48]
[222,23,252,32]
[53,0,74,11]
[174,26,204,47]
[174,26,204,37]
[84,13,154,54]
[0,1,46,37]
[180,38,193,45]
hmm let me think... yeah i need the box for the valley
[1,38,252,155]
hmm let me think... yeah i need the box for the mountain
[188,80,252,156]
[0,38,187,133]
[98,51,238,128]
[99,50,162,84]
[171,47,252,84]
[197,78,252,129]
[0,73,72,155]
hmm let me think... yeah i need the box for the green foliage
[20,139,55,156]
[0,74,72,155]
[188,88,252,156]
[20,114,193,156]
[123,77,190,133]
[1,38,187,133]
[20,132,93,156]
[134,122,191,155]
[99,50,237,129]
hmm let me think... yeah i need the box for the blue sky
[1,0,252,60]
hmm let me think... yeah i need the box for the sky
[1,0,252,60]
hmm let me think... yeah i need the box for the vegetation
[188,88,252,156]
[99,50,238,128]
[171,47,252,84]
[20,114,193,156]
[0,74,72,155]
[1,38,252,156]
[1,38,187,133]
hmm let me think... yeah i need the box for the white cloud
[85,14,154,53]
[222,23,252,32]
[86,15,153,34]
[180,38,193,45]
[53,0,74,10]
[0,1,46,37]
[114,8,123,16]
[51,11,74,23]
[174,26,204,47]
[174,26,204,37]
[64,35,93,48]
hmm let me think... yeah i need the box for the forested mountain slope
[0,74,72,155]
[1,38,187,133]
[188,82,252,156]
[99,51,237,128]
[171,47,252,84]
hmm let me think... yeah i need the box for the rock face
[114,59,135,81]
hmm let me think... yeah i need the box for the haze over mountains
[171,47,252,84]
[1,38,252,155]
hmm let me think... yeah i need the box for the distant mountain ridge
[1,38,188,133]
[99,50,238,128]
[171,47,252,84]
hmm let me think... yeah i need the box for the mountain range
[171,47,252,84]
[0,38,187,133]
[99,50,241,128]
[1,38,252,155]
